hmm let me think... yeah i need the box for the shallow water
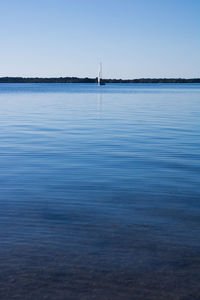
[0,83,200,299]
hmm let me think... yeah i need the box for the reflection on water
[0,83,200,299]
[97,93,102,119]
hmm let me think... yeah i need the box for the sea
[0,83,200,299]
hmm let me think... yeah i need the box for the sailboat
[98,62,105,86]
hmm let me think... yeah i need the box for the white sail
[98,62,102,86]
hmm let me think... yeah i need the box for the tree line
[0,77,200,83]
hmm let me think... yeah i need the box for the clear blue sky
[0,0,199,78]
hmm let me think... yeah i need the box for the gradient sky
[0,0,199,78]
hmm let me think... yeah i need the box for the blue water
[0,83,200,299]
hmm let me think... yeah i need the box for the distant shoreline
[0,77,200,84]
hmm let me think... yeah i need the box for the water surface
[0,83,200,299]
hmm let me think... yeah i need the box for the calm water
[0,83,200,299]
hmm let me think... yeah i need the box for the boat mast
[98,62,102,86]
